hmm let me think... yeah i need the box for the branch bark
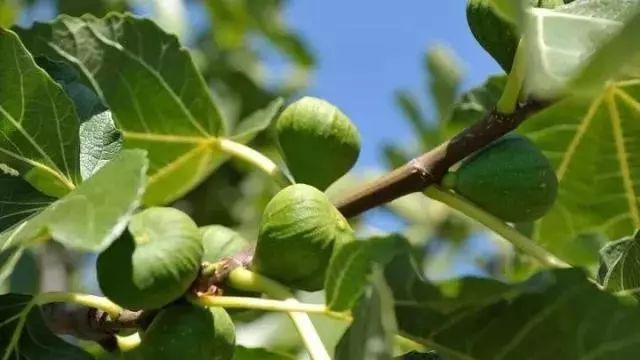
[335,100,549,217]
[40,100,550,346]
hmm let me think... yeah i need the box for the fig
[276,97,361,190]
[466,0,564,71]
[253,184,353,291]
[201,225,250,263]
[444,134,557,222]
[141,303,235,360]
[97,207,203,310]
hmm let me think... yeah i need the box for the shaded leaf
[0,175,54,233]
[234,346,295,360]
[0,294,92,359]
[16,14,226,205]
[0,28,81,197]
[0,150,148,252]
[598,230,640,292]
[325,234,408,312]
[519,82,640,264]
[335,269,397,360]
[390,260,640,359]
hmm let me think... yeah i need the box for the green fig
[201,225,250,263]
[253,184,353,291]
[141,303,235,360]
[276,97,361,190]
[466,0,564,72]
[444,134,557,222]
[97,207,203,310]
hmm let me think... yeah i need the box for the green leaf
[598,230,640,292]
[335,269,397,360]
[425,45,462,123]
[524,1,639,98]
[570,11,640,96]
[489,0,528,26]
[200,225,250,263]
[0,28,81,197]
[0,149,148,252]
[325,234,409,312]
[0,294,92,359]
[0,175,54,233]
[230,97,283,143]
[16,14,227,205]
[390,264,640,359]
[36,57,123,180]
[518,82,640,264]
[234,346,295,360]
[448,75,506,135]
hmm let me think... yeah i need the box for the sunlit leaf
[0,28,80,198]
[519,82,640,264]
[524,1,639,98]
[0,294,92,359]
[0,150,148,252]
[425,45,462,123]
[230,97,283,143]
[16,14,226,205]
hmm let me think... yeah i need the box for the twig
[335,100,550,218]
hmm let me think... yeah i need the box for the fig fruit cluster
[443,134,558,223]
[252,184,353,291]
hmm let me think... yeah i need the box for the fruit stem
[36,292,123,319]
[116,332,141,351]
[214,138,292,188]
[424,186,571,268]
[192,295,330,314]
[226,268,331,360]
[497,39,526,114]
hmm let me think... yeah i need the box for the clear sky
[285,0,502,169]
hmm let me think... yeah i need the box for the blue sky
[285,0,502,169]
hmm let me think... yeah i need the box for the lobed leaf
[387,253,640,359]
[519,82,640,264]
[0,29,81,197]
[16,14,226,205]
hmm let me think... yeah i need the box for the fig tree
[97,207,203,310]
[253,184,353,291]
[276,97,361,190]
[141,303,235,360]
[443,134,557,222]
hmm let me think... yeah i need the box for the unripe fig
[253,184,353,291]
[201,225,250,263]
[444,134,557,222]
[276,97,361,190]
[141,304,235,360]
[97,207,202,310]
[466,0,563,71]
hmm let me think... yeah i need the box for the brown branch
[335,100,550,217]
[40,100,550,347]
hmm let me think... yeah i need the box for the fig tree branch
[334,100,550,218]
